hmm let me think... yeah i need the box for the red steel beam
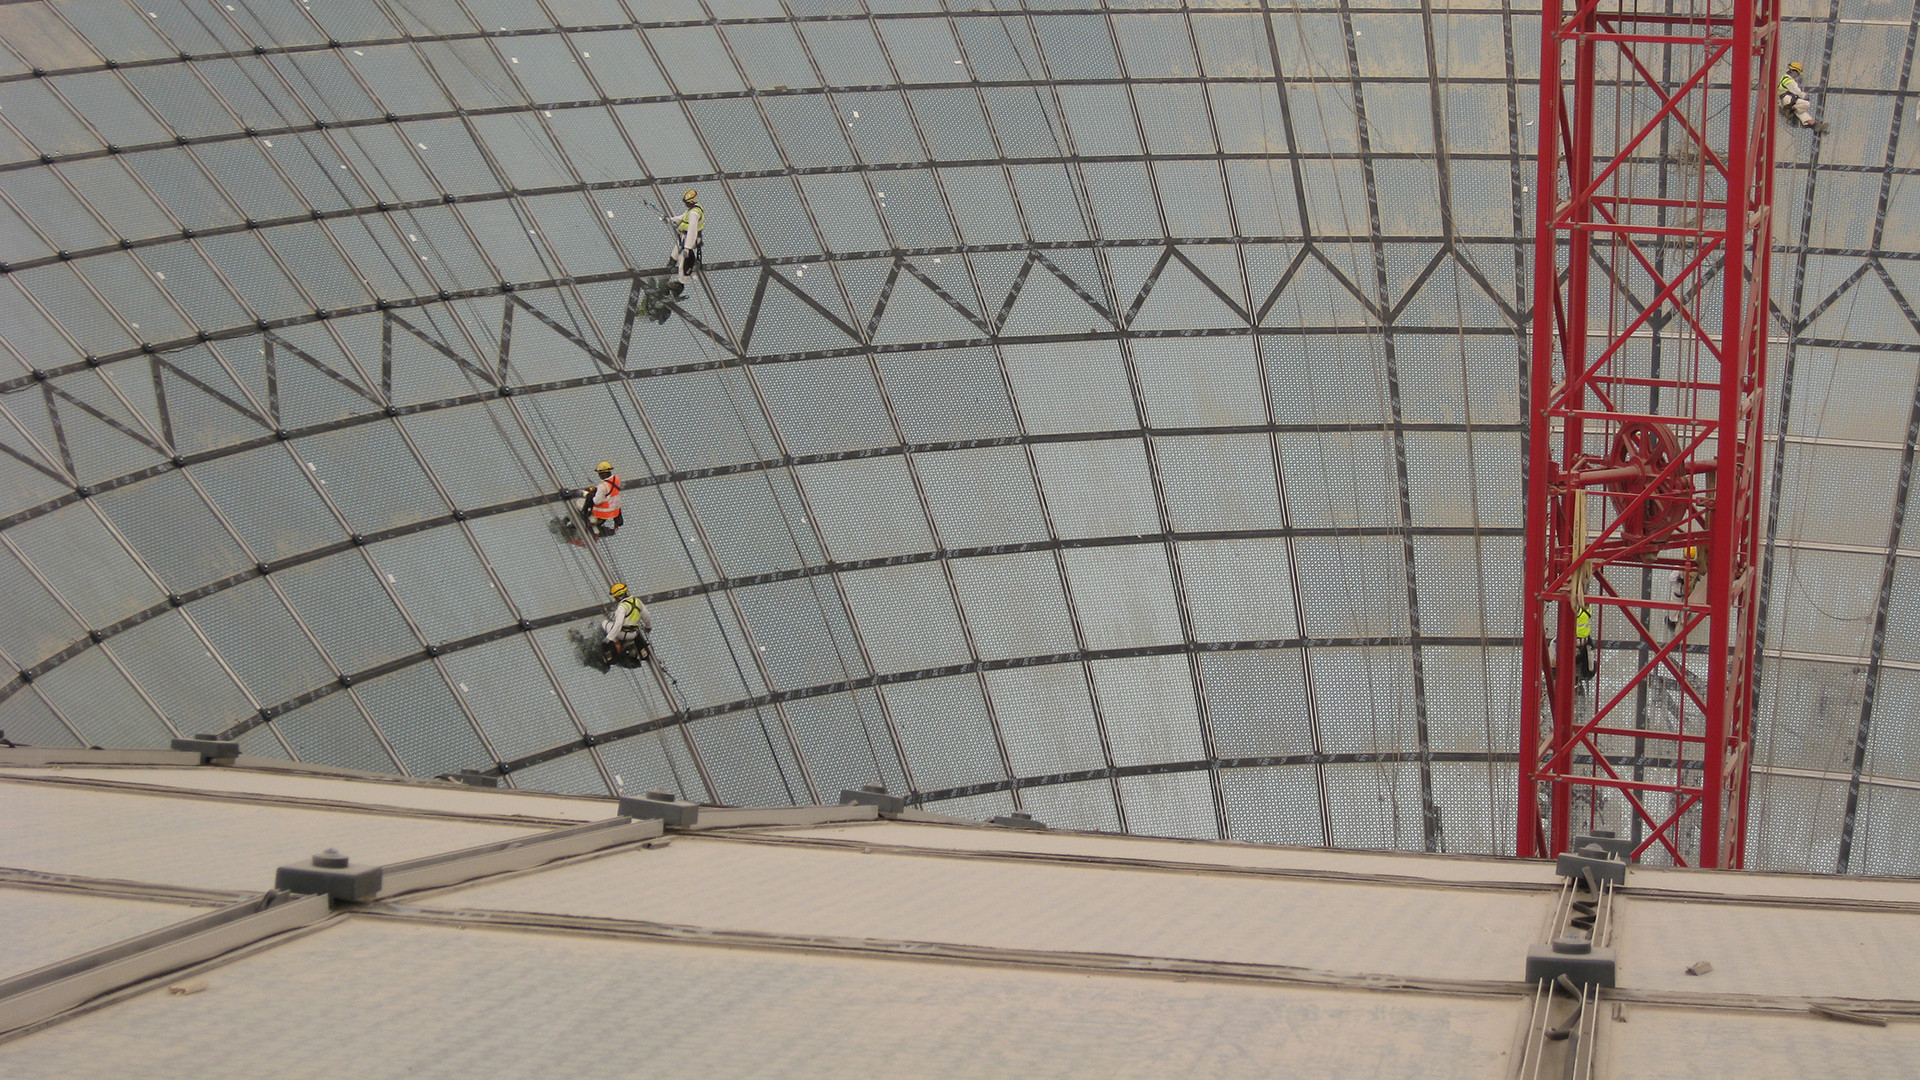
[1520,0,1778,867]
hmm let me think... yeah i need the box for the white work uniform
[669,204,704,285]
[602,596,652,645]
[1779,73,1815,127]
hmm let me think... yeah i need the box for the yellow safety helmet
[596,461,613,476]
[609,583,628,598]
[1685,546,1697,560]
[1787,61,1803,75]
[682,189,699,205]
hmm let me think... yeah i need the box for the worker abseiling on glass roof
[666,189,705,295]
[1779,62,1828,133]
[571,462,623,540]
[1574,607,1596,691]
[601,583,652,671]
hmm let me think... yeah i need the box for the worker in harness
[1574,606,1596,689]
[601,582,652,668]
[1664,546,1707,638]
[573,462,622,539]
[1779,62,1827,132]
[664,189,704,295]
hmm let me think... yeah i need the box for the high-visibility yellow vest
[677,205,704,235]
[1575,609,1592,640]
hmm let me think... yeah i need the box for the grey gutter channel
[0,891,331,1038]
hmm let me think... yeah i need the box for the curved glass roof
[0,0,1915,873]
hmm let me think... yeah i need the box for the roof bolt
[312,849,350,869]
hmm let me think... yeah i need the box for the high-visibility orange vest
[590,475,621,519]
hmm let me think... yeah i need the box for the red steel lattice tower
[1520,0,1780,866]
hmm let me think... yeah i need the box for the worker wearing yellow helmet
[600,582,653,667]
[1778,61,1825,131]
[573,461,622,538]
[1665,546,1706,638]
[665,188,705,294]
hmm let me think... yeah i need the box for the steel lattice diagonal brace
[1521,0,1780,866]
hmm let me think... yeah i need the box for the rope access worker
[1779,62,1827,132]
[1574,606,1596,688]
[602,583,652,666]
[574,462,622,539]
[1664,547,1706,637]
[665,189,704,294]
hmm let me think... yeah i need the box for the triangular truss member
[1871,260,1920,336]
[902,258,988,332]
[1382,245,1448,322]
[265,332,382,409]
[1260,245,1382,327]
[389,313,500,387]
[153,347,272,449]
[1795,259,1884,339]
[1033,251,1115,324]
[1126,246,1247,330]
[996,253,1115,338]
[1448,246,1524,327]
[872,260,989,345]
[44,373,167,458]
[1390,247,1518,328]
[1253,246,1315,325]
[509,293,619,375]
[0,396,71,484]
[739,267,862,357]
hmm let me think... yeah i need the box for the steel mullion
[1328,0,1443,852]
[703,0,923,804]
[0,532,178,741]
[0,639,88,748]
[617,1,856,805]
[1004,4,1139,832]
[1084,1,1228,840]
[1252,3,1339,847]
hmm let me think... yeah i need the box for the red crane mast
[1520,0,1781,866]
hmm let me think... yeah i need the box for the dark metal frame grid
[0,0,1910,868]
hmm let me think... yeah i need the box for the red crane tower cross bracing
[1521,0,1780,867]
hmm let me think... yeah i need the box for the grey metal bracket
[1525,936,1618,989]
[1572,830,1635,860]
[990,811,1047,830]
[275,849,382,902]
[169,735,240,764]
[840,784,907,814]
[1556,851,1627,886]
[617,790,701,827]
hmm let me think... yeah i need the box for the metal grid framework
[1521,0,1777,867]
[0,0,1913,872]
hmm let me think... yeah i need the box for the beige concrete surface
[1601,1004,1920,1079]
[0,766,609,822]
[0,886,211,981]
[1617,895,1920,1000]
[0,918,1521,1080]
[426,831,1553,982]
[767,820,1566,886]
[0,781,551,892]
